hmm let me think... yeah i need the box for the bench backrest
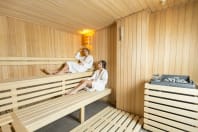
[0,72,92,114]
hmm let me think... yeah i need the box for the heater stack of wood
[144,83,198,132]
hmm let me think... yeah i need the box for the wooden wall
[116,10,150,116]
[115,1,198,116]
[92,24,117,104]
[0,16,81,80]
[148,1,198,82]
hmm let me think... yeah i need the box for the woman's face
[97,62,102,69]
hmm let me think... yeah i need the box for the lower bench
[13,89,111,132]
[71,106,143,132]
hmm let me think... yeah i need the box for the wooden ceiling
[0,0,192,33]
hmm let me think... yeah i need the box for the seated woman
[67,60,108,95]
[41,48,93,75]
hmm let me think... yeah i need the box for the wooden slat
[94,110,124,132]
[145,83,198,96]
[144,118,185,132]
[0,57,76,61]
[86,108,118,131]
[65,78,88,85]
[145,95,198,111]
[0,105,13,113]
[0,98,12,106]
[17,82,62,94]
[133,118,143,132]
[0,92,12,99]
[65,83,79,89]
[100,110,124,132]
[0,72,91,90]
[144,101,198,119]
[116,115,134,131]
[144,124,166,132]
[125,116,139,132]
[145,89,198,103]
[0,61,67,65]
[144,107,198,126]
[144,113,198,132]
[17,87,62,101]
[17,91,63,107]
[64,72,92,80]
[0,77,63,90]
[108,112,130,132]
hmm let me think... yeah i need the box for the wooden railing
[0,57,77,65]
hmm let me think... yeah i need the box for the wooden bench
[0,72,111,132]
[71,106,143,132]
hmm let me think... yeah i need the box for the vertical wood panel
[115,11,150,116]
[114,1,198,116]
[0,16,81,80]
[149,1,198,82]
[92,24,117,104]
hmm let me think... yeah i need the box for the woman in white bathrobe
[41,48,93,75]
[67,60,108,94]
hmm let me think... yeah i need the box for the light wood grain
[92,23,117,105]
[115,10,150,116]
[0,0,192,32]
[112,1,198,116]
[0,16,81,81]
[71,106,143,132]
[144,83,198,131]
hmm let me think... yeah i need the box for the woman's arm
[96,70,108,85]
[75,52,82,60]
[79,56,93,68]
[87,71,97,81]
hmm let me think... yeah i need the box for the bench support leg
[80,107,85,123]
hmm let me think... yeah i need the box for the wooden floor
[71,106,144,132]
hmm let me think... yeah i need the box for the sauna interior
[0,0,198,132]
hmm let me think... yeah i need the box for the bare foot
[41,69,51,75]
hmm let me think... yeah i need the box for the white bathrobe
[87,68,108,91]
[67,52,93,73]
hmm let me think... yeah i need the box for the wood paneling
[115,1,198,116]
[148,1,198,82]
[0,16,81,80]
[0,0,192,32]
[116,11,150,116]
[92,24,117,104]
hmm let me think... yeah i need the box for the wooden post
[11,88,18,111]
[62,80,66,95]
[80,107,85,123]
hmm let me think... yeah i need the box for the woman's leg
[68,80,92,95]
[41,63,69,75]
[53,63,69,75]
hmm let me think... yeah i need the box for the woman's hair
[82,48,90,54]
[99,60,107,69]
